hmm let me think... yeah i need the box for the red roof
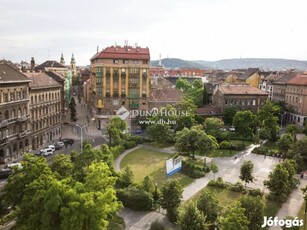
[91,46,150,61]
[287,73,307,86]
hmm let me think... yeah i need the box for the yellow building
[90,45,150,115]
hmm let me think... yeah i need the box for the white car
[40,148,53,156]
[56,142,64,148]
[46,145,55,152]
[229,126,236,132]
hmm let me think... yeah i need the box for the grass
[149,141,174,148]
[120,148,194,187]
[263,140,278,149]
[298,201,306,230]
[187,186,281,217]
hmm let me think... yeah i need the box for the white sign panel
[166,157,182,176]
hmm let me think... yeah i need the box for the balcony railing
[17,115,28,122]
[0,120,8,128]
[18,131,27,139]
[0,138,8,145]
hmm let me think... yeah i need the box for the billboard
[166,157,182,176]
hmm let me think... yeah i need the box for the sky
[1,0,307,66]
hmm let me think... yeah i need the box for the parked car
[7,163,22,170]
[229,126,236,132]
[62,138,74,145]
[39,148,53,156]
[47,145,55,151]
[54,143,61,150]
[133,129,143,134]
[56,141,64,148]
[0,169,12,179]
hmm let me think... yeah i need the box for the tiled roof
[0,63,31,83]
[196,105,222,115]
[237,68,259,80]
[220,84,269,95]
[24,72,62,88]
[45,71,65,82]
[149,88,183,102]
[274,72,297,84]
[34,60,66,71]
[91,46,150,61]
[164,76,202,85]
[287,73,307,85]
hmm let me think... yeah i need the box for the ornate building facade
[24,72,62,150]
[0,63,31,165]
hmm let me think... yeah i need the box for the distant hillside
[150,58,207,69]
[151,58,307,70]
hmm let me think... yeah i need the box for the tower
[30,57,35,70]
[60,53,65,66]
[70,54,76,76]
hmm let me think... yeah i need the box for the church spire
[60,53,65,65]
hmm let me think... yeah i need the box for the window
[123,60,128,64]
[113,59,119,64]
[142,60,148,64]
[113,99,118,106]
[133,60,138,64]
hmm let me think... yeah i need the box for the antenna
[135,42,138,47]
[124,40,128,46]
[97,46,99,53]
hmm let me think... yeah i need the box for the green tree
[239,196,264,230]
[176,78,204,106]
[288,137,307,172]
[147,123,173,143]
[203,117,224,140]
[2,154,52,208]
[277,134,295,156]
[107,117,127,146]
[160,180,183,223]
[142,175,155,194]
[222,107,239,125]
[72,143,114,182]
[264,164,290,201]
[69,97,77,121]
[233,110,257,141]
[219,203,249,230]
[286,124,301,137]
[239,160,254,190]
[281,159,297,189]
[117,166,134,188]
[197,190,220,225]
[203,85,210,105]
[210,163,218,180]
[175,125,219,159]
[50,154,73,179]
[178,202,207,230]
[257,100,280,141]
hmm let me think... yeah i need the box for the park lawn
[263,140,278,149]
[187,186,281,217]
[298,201,306,230]
[120,148,194,187]
[149,141,174,148]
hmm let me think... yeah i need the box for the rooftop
[34,60,67,71]
[219,84,269,95]
[91,45,150,61]
[0,63,31,83]
[286,73,307,86]
[24,72,62,88]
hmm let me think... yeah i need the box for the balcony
[0,120,8,128]
[129,103,139,109]
[0,138,8,145]
[18,131,27,139]
[17,115,28,122]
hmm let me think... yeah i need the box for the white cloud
[0,0,307,65]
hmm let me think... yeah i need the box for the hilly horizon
[150,58,307,71]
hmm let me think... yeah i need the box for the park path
[115,144,306,230]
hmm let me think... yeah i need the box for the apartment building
[24,72,62,150]
[0,63,31,165]
[90,45,150,116]
[285,73,307,126]
[212,84,269,112]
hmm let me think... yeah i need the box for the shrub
[252,146,268,155]
[182,160,206,178]
[149,220,166,230]
[127,135,145,144]
[248,188,263,197]
[208,177,228,188]
[110,145,125,159]
[123,141,137,150]
[266,193,288,203]
[220,140,231,150]
[235,143,246,151]
[117,186,154,211]
[229,182,245,192]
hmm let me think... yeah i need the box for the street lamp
[280,112,286,129]
[75,123,88,154]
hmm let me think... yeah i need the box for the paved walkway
[115,143,307,229]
